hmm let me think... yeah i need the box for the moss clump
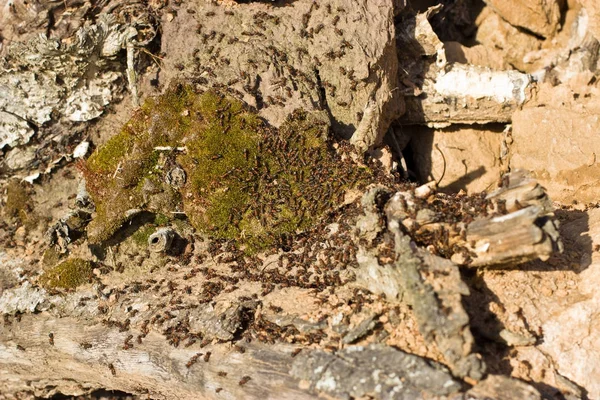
[41,247,62,268]
[132,225,157,246]
[83,83,370,251]
[82,83,199,243]
[4,179,36,227]
[39,258,93,289]
[154,213,170,226]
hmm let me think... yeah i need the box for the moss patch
[132,225,157,246]
[4,179,37,227]
[41,248,62,268]
[83,83,370,251]
[39,258,93,289]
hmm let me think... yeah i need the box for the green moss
[41,248,62,268]
[83,83,371,251]
[86,130,136,173]
[154,213,170,226]
[132,225,156,246]
[4,179,37,228]
[39,258,93,289]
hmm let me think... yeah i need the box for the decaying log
[0,313,314,399]
[0,310,470,400]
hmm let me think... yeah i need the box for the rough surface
[0,14,135,148]
[579,0,600,42]
[406,125,505,194]
[2,0,600,399]
[538,207,600,399]
[463,205,599,399]
[82,84,370,247]
[483,0,562,38]
[474,7,543,72]
[159,0,403,152]
[467,375,541,400]
[353,187,486,380]
[290,344,461,400]
[511,105,600,204]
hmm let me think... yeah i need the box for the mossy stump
[82,83,370,251]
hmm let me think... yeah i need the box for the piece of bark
[386,219,486,380]
[353,187,486,381]
[458,205,560,267]
[290,344,462,400]
[459,170,561,267]
[0,1,157,177]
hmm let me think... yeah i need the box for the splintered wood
[389,170,561,268]
[461,170,561,267]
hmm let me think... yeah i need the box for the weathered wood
[386,171,561,268]
[353,186,486,381]
[460,170,561,267]
[0,313,313,400]
[0,176,553,399]
[459,205,560,267]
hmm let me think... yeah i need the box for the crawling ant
[186,352,203,368]
[239,376,251,386]
[234,345,246,354]
[204,351,212,362]
[48,333,54,346]
[123,334,134,350]
[108,363,116,376]
[341,39,353,50]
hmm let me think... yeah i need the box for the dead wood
[395,9,533,127]
[457,170,561,267]
[0,174,554,399]
[385,171,561,268]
